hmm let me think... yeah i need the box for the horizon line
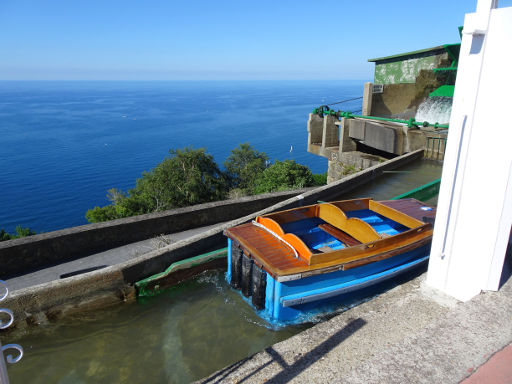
[0,78,371,82]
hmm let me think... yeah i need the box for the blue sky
[1,0,477,80]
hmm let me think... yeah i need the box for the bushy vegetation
[86,147,228,223]
[312,172,328,186]
[0,226,36,242]
[224,143,268,193]
[86,144,328,223]
[254,160,314,194]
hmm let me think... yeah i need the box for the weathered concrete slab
[362,120,402,154]
[5,223,224,292]
[348,118,366,140]
[197,272,512,384]
[4,267,134,329]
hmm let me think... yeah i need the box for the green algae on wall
[369,46,448,85]
[374,55,439,84]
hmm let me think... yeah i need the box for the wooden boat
[224,198,435,322]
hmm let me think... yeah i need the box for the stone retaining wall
[0,190,306,278]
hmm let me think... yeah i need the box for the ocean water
[0,80,365,233]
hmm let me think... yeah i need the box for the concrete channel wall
[3,150,424,330]
[0,190,309,278]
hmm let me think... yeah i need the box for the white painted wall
[426,0,512,301]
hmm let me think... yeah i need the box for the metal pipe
[313,108,449,129]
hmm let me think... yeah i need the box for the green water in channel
[2,159,443,384]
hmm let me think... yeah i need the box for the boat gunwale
[224,198,433,279]
[257,198,426,250]
[225,225,432,279]
[259,197,424,229]
[277,236,432,282]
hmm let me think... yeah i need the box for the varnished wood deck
[226,223,306,270]
[379,199,436,223]
[224,198,435,279]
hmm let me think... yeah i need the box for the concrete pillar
[307,113,323,151]
[322,115,339,149]
[338,118,357,153]
[362,82,373,116]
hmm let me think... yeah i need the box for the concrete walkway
[198,267,512,384]
[5,222,224,292]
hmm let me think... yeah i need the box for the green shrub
[86,147,228,223]
[254,160,315,194]
[0,226,36,242]
[224,143,268,193]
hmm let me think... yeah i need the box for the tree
[136,147,227,210]
[312,172,327,186]
[253,160,315,194]
[85,144,325,223]
[86,147,228,223]
[14,225,36,237]
[84,204,120,223]
[224,143,268,193]
[0,226,36,242]
[0,229,12,241]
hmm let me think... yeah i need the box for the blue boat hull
[227,238,430,322]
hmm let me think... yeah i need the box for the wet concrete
[198,271,512,384]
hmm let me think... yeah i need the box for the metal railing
[0,281,23,384]
[313,107,450,130]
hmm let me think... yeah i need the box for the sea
[0,80,366,233]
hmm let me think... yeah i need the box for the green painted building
[367,43,460,117]
[369,44,460,85]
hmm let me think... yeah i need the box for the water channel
[2,159,443,384]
